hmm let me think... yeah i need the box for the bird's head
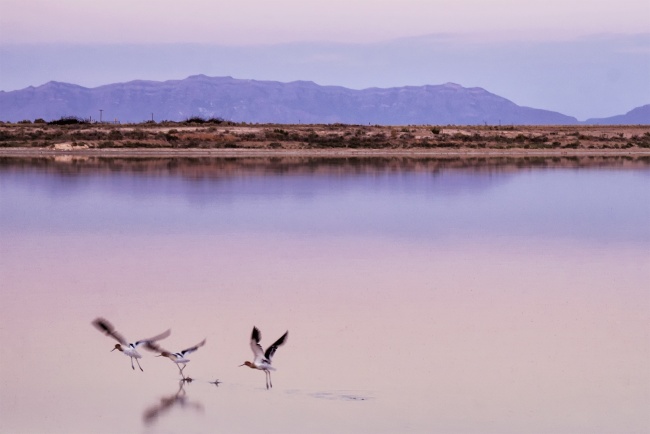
[111,344,123,352]
[239,361,255,369]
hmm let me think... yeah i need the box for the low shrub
[48,116,90,125]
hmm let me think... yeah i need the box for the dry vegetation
[1,121,649,153]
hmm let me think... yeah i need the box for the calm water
[1,156,648,433]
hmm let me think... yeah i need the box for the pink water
[0,157,648,433]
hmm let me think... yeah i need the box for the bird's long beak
[238,363,245,367]
[110,348,116,352]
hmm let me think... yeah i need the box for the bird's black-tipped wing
[181,339,206,356]
[250,326,264,358]
[92,317,127,345]
[134,329,171,346]
[251,326,261,343]
[264,331,288,361]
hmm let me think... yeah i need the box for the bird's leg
[269,371,273,389]
[177,364,185,378]
[136,358,144,371]
[131,357,135,370]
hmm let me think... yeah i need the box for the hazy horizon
[1,0,649,120]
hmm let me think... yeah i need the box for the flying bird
[151,339,207,379]
[240,326,288,389]
[92,317,170,371]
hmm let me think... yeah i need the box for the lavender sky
[1,0,649,119]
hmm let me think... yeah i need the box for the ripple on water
[307,391,373,402]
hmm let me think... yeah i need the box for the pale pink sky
[1,0,648,44]
[1,0,649,119]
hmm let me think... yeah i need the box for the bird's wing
[135,329,171,347]
[180,339,206,356]
[92,317,127,345]
[264,331,288,361]
[143,340,165,353]
[251,326,261,343]
[250,327,264,359]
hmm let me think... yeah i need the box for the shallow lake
[1,155,648,433]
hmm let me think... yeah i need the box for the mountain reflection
[142,380,203,426]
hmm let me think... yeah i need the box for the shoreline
[2,147,650,158]
[1,123,648,157]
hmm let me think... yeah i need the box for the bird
[92,317,170,371]
[240,326,288,389]
[150,339,206,379]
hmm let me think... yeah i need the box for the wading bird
[240,326,288,389]
[92,317,170,371]
[151,339,206,379]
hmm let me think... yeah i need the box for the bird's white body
[167,353,190,364]
[120,344,143,359]
[248,356,275,372]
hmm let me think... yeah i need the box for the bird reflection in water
[142,379,203,425]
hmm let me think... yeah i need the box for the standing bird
[92,317,171,371]
[151,339,207,379]
[240,326,288,389]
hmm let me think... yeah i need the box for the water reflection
[142,379,203,426]
[0,155,648,433]
[1,155,649,179]
[1,155,647,246]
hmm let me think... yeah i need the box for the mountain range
[0,75,647,125]
[583,105,650,125]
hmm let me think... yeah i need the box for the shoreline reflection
[1,154,648,180]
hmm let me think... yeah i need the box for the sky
[1,0,649,119]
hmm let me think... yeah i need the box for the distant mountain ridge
[584,105,650,125]
[0,74,645,125]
